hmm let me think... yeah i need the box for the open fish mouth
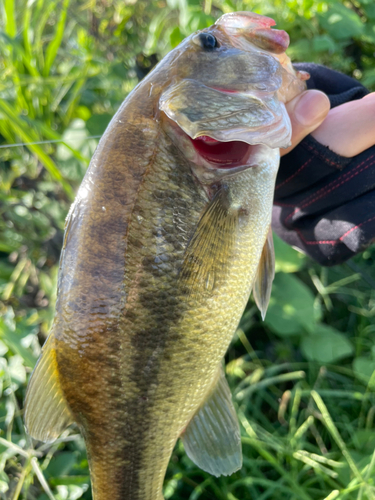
[190,135,253,169]
[160,79,292,174]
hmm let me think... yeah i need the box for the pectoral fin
[24,336,73,442]
[179,188,238,295]
[253,226,275,320]
[181,367,242,477]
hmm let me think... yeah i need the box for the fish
[24,11,307,500]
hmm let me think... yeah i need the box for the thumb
[281,90,331,157]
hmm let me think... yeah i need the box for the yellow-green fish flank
[24,11,306,500]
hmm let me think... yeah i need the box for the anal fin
[181,367,242,477]
[24,335,73,443]
[253,226,275,320]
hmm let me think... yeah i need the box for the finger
[311,92,375,157]
[280,90,331,157]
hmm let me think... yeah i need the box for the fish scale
[24,11,307,500]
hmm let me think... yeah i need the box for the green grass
[1,0,375,499]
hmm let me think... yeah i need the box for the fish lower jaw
[188,137,277,183]
[191,135,253,168]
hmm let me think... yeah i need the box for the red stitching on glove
[275,158,312,191]
[304,142,343,168]
[294,215,375,246]
[339,215,375,242]
[295,230,336,245]
[284,156,375,224]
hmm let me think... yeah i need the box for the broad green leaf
[363,23,375,44]
[264,272,318,336]
[350,430,375,453]
[0,314,37,369]
[353,356,375,383]
[363,3,375,20]
[8,354,26,387]
[187,11,214,31]
[318,4,364,41]
[274,233,306,273]
[0,481,9,494]
[56,484,86,500]
[0,469,9,494]
[312,34,336,52]
[35,121,90,164]
[85,114,112,136]
[45,452,77,478]
[56,119,97,176]
[301,324,353,363]
[170,26,184,47]
[0,341,8,357]
[287,39,311,60]
[363,68,375,88]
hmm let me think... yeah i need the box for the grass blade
[4,0,16,37]
[323,491,340,500]
[0,100,74,197]
[43,0,70,77]
[311,391,363,482]
[235,370,306,400]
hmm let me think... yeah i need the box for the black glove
[272,63,374,266]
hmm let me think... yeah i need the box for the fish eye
[198,33,219,50]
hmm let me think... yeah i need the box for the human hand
[310,92,375,157]
[273,64,375,266]
[281,89,330,157]
[283,89,375,158]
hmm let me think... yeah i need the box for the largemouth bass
[24,11,306,500]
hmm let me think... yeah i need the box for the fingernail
[295,90,330,127]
